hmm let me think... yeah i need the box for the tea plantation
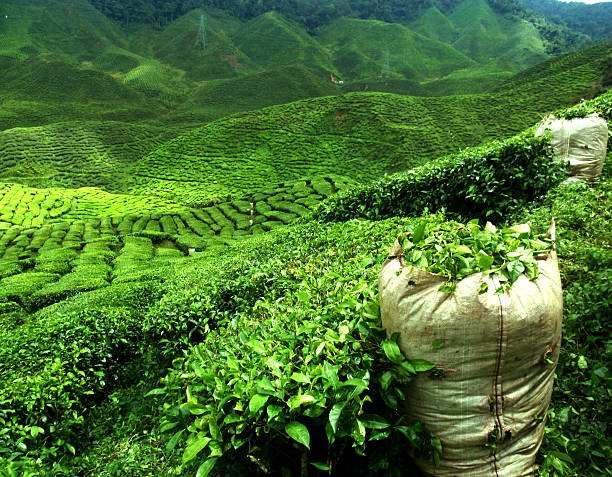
[0,0,611,475]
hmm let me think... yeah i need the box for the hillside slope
[317,17,476,82]
[132,60,603,204]
[519,0,612,42]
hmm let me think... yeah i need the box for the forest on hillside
[520,0,612,42]
[86,0,592,54]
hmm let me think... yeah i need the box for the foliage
[394,214,552,294]
[146,218,440,476]
[0,5,610,473]
[520,0,612,43]
[510,153,612,476]
[137,74,606,205]
[314,134,567,224]
[554,89,612,121]
[0,282,160,468]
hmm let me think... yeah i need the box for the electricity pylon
[195,14,206,49]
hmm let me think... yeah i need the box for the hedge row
[314,135,567,223]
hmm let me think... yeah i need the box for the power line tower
[381,48,390,77]
[195,14,206,49]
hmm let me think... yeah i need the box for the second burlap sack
[535,113,608,181]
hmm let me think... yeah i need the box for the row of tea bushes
[314,134,568,223]
[0,184,72,226]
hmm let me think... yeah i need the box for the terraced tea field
[0,121,181,190]
[0,175,352,312]
[132,59,609,203]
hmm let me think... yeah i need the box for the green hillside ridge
[410,6,458,45]
[234,11,336,75]
[520,0,612,42]
[492,40,612,94]
[0,35,607,204]
[317,17,476,82]
[450,0,547,69]
[0,0,594,128]
[151,8,253,82]
[0,0,126,61]
[0,57,167,131]
[421,65,514,96]
[133,61,604,204]
[0,121,181,190]
[171,65,339,125]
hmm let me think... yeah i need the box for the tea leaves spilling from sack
[393,215,554,294]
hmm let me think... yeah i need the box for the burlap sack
[379,225,562,476]
[536,113,608,181]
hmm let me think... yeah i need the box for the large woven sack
[535,113,608,181]
[379,225,562,477]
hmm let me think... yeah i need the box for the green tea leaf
[410,359,436,372]
[290,372,311,384]
[381,336,404,364]
[247,340,266,354]
[166,429,185,452]
[329,402,344,433]
[507,260,525,282]
[477,251,494,270]
[267,404,283,421]
[196,458,218,477]
[323,361,339,389]
[413,221,427,243]
[360,414,390,429]
[248,394,269,414]
[182,437,211,464]
[288,394,317,410]
[285,421,310,449]
[453,245,472,256]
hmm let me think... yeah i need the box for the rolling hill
[317,17,476,82]
[2,0,598,127]
[131,44,610,203]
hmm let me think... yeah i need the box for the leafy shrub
[555,90,611,122]
[31,271,110,308]
[175,234,209,253]
[510,153,611,476]
[394,214,553,294]
[145,219,443,476]
[0,282,160,467]
[314,135,567,223]
[0,272,60,309]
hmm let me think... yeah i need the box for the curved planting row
[0,175,353,312]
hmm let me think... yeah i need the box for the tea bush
[314,135,567,223]
[510,153,611,475]
[0,281,161,467]
[144,218,446,476]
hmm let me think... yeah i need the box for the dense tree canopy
[519,0,612,42]
[87,0,519,29]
